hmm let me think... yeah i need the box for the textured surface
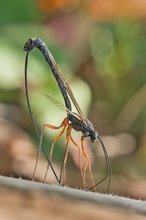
[0,176,146,220]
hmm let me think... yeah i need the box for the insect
[24,37,111,192]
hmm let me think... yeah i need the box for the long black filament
[89,136,112,192]
[24,51,59,182]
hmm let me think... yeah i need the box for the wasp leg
[32,117,68,182]
[43,118,69,183]
[59,123,73,185]
[69,134,84,187]
[81,136,96,192]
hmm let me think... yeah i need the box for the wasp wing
[57,69,87,123]
[46,95,81,120]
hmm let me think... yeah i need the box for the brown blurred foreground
[0,176,146,220]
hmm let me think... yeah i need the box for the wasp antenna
[97,136,112,192]
[89,136,112,192]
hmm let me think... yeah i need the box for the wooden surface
[0,176,146,220]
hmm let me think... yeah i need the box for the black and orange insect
[24,38,111,192]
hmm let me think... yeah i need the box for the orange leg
[81,136,96,192]
[61,142,69,184]
[69,134,83,185]
[59,124,72,185]
[31,117,68,181]
[49,118,68,161]
[43,123,68,183]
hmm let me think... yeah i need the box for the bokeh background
[1,0,146,199]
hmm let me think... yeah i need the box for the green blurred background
[1,0,146,198]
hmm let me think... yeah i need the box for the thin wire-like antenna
[89,136,112,192]
[24,51,59,182]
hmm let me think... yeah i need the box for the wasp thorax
[86,120,98,142]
